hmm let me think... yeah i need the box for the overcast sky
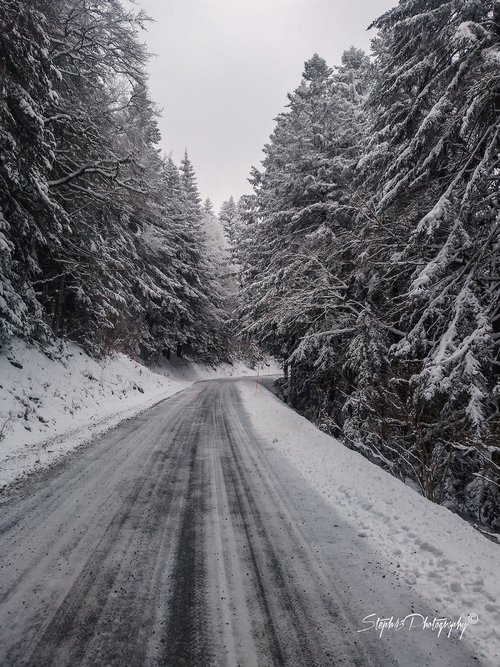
[129,0,396,212]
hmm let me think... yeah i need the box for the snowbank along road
[0,379,478,666]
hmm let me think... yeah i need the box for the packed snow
[239,380,500,667]
[0,338,277,489]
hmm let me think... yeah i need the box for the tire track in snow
[160,392,213,667]
[211,381,379,667]
[9,418,184,665]
[0,390,203,666]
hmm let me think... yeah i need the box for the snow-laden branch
[48,165,114,187]
[47,156,133,188]
[44,114,73,123]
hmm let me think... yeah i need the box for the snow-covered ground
[239,380,500,667]
[2,336,499,664]
[0,338,277,489]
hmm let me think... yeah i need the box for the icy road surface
[0,380,478,666]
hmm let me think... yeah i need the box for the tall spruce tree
[351,0,500,515]
[237,52,372,423]
[219,196,241,245]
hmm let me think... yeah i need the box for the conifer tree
[237,52,371,419]
[0,0,63,342]
[354,0,500,514]
[219,196,241,245]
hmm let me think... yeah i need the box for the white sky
[129,0,396,212]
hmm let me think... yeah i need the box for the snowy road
[0,380,478,666]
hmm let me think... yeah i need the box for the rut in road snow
[162,404,212,667]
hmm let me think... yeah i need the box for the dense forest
[0,0,229,363]
[232,2,500,528]
[1,0,500,528]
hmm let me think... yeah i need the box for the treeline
[235,2,500,527]
[0,0,228,363]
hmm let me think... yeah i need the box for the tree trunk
[52,268,66,337]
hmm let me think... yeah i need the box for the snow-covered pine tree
[236,51,373,425]
[170,152,229,362]
[202,196,235,324]
[352,0,500,520]
[126,154,189,361]
[0,0,64,343]
[179,150,203,228]
[219,196,242,245]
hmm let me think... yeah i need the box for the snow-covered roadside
[239,379,500,667]
[0,338,277,489]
